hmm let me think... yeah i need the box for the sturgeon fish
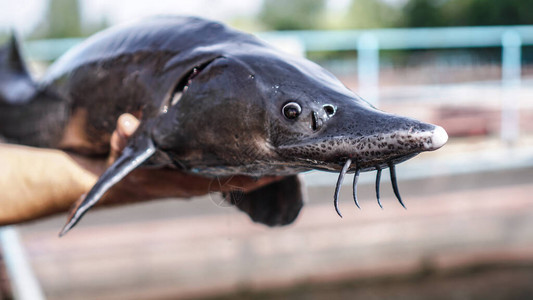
[0,16,448,235]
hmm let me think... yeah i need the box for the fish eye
[282,102,302,120]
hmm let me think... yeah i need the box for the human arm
[0,114,280,224]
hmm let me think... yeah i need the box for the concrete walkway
[14,155,533,299]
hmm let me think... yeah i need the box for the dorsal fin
[0,32,37,104]
[3,33,29,74]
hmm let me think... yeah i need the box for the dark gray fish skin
[0,16,448,234]
[0,35,67,148]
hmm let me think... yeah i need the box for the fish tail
[0,33,37,104]
[0,33,66,147]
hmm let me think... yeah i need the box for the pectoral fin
[59,136,156,236]
[226,175,304,227]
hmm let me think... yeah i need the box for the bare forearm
[0,144,98,224]
[0,114,282,225]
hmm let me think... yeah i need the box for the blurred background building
[0,0,532,299]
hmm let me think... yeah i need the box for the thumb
[108,113,140,165]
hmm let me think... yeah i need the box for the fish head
[269,92,448,173]
[152,54,273,172]
[236,50,448,173]
[152,47,447,175]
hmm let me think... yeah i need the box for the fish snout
[333,122,447,216]
[428,125,448,151]
[358,122,447,166]
[323,117,448,171]
[395,123,448,153]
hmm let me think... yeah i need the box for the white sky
[0,0,361,36]
[79,0,263,27]
[0,0,264,36]
[0,0,48,35]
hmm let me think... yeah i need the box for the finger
[112,113,140,152]
[116,113,140,139]
[109,114,140,165]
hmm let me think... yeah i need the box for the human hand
[93,113,282,206]
[0,114,280,224]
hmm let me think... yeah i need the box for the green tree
[31,0,82,38]
[402,0,533,28]
[448,0,533,26]
[259,0,326,30]
[402,0,444,27]
[345,0,401,29]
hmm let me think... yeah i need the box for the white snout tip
[431,125,448,150]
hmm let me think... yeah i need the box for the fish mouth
[277,125,448,217]
[278,125,448,170]
[282,150,420,218]
[332,125,448,217]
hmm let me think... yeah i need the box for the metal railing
[0,227,45,300]
[260,26,533,144]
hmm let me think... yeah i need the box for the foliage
[402,0,445,27]
[30,0,109,39]
[344,0,401,29]
[259,0,327,30]
[259,0,532,30]
[32,0,82,38]
[403,0,533,28]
